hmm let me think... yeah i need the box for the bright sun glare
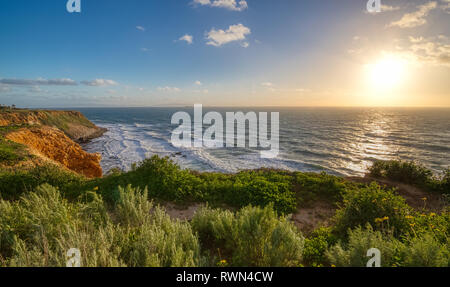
[366,55,408,91]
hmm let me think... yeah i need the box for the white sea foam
[80,107,450,177]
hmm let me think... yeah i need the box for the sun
[366,55,408,91]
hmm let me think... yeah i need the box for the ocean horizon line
[25,105,450,110]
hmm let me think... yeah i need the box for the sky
[0,0,449,108]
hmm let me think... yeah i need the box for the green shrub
[369,160,433,186]
[334,182,412,237]
[327,225,449,267]
[402,234,448,267]
[293,172,351,204]
[191,205,304,267]
[302,227,337,267]
[326,225,404,267]
[436,169,450,195]
[404,211,449,244]
[94,156,297,213]
[0,184,203,267]
[115,185,153,226]
[0,164,86,200]
[369,160,449,194]
[1,156,351,214]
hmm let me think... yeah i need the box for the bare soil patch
[292,201,336,233]
[162,202,205,221]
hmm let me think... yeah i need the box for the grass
[0,157,448,267]
[0,138,30,166]
[40,110,96,135]
[0,108,97,140]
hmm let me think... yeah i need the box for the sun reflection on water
[345,111,398,175]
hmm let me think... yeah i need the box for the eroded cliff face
[1,109,105,178]
[6,126,102,178]
[0,111,43,126]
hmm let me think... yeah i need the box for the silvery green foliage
[0,184,201,267]
[191,205,304,267]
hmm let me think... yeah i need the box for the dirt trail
[162,203,205,221]
[292,201,336,232]
[162,201,335,233]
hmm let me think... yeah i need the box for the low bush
[293,172,352,204]
[402,234,449,267]
[302,227,337,267]
[333,182,412,238]
[326,225,403,267]
[326,225,449,267]
[92,156,297,213]
[369,160,449,194]
[0,184,203,267]
[191,205,305,267]
[0,164,85,200]
[369,160,432,186]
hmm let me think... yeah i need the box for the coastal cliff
[0,108,105,178]
[0,110,106,142]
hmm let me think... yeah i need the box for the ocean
[77,107,450,177]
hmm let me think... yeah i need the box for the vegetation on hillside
[0,156,358,213]
[0,139,30,166]
[0,126,31,166]
[369,160,450,194]
[0,157,448,267]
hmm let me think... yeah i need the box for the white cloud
[0,84,11,93]
[140,48,150,52]
[81,79,118,86]
[206,24,251,47]
[193,0,248,11]
[388,1,437,28]
[387,36,450,67]
[136,26,146,31]
[0,78,77,86]
[406,36,450,66]
[194,80,202,86]
[179,34,194,44]
[158,86,181,93]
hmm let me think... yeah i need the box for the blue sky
[0,0,449,107]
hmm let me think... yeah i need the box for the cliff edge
[0,108,105,178]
